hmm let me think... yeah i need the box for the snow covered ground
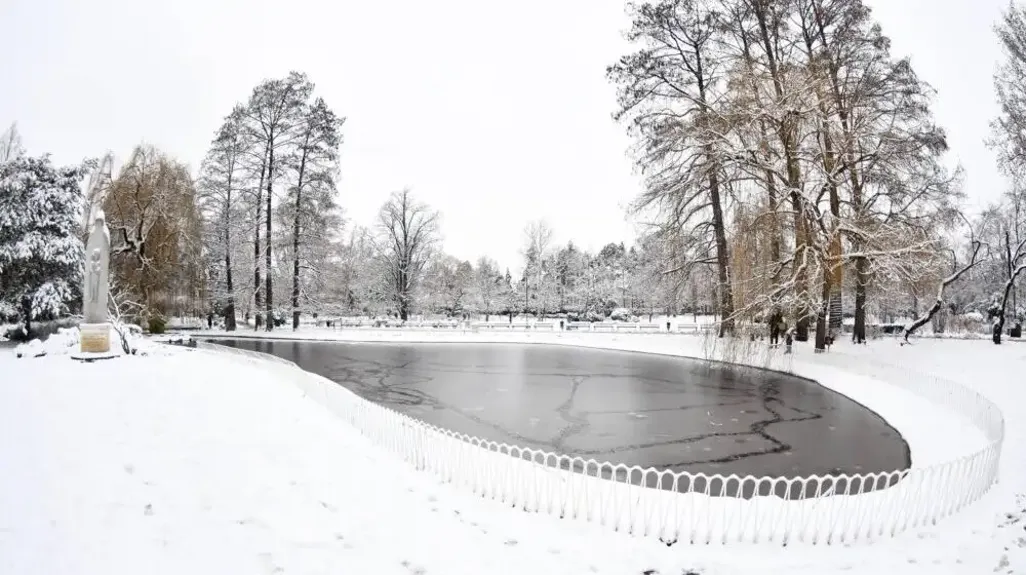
[1,330,1023,574]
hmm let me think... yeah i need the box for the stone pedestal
[80,323,111,354]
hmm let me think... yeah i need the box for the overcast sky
[0,0,1011,273]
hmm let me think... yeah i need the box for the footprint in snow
[400,560,427,574]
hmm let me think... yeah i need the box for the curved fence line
[194,339,1004,546]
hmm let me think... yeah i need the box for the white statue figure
[87,249,102,304]
[82,214,110,323]
[76,162,114,359]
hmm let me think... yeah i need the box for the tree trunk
[265,145,274,332]
[853,256,868,343]
[995,264,1026,345]
[823,132,844,337]
[905,300,941,343]
[225,248,236,331]
[253,159,266,330]
[291,149,308,331]
[815,271,830,352]
[932,304,946,334]
[813,2,868,346]
[766,168,782,294]
[291,213,301,330]
[224,186,237,331]
[709,169,734,337]
[253,192,262,330]
[790,190,810,342]
[399,265,409,321]
[21,298,31,336]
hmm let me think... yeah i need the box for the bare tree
[285,97,344,329]
[608,0,735,336]
[243,71,314,330]
[423,255,473,316]
[904,219,986,343]
[994,231,1026,343]
[993,2,1026,173]
[521,220,553,316]
[473,256,503,320]
[375,189,440,321]
[198,107,249,331]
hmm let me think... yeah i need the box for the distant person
[770,314,786,347]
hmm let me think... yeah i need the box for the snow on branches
[0,155,89,329]
[608,0,958,348]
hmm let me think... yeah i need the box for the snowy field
[1,331,1024,574]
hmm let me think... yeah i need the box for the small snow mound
[14,327,79,358]
[11,324,170,358]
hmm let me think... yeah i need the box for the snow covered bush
[609,307,633,322]
[946,311,987,335]
[963,311,985,322]
[14,326,79,358]
[0,155,90,333]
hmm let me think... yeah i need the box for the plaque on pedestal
[79,323,111,353]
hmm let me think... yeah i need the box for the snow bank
[13,324,160,359]
[193,330,999,547]
[13,327,80,357]
[1,335,1021,574]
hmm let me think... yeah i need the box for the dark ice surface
[211,339,909,493]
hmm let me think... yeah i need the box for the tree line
[4,0,1026,344]
[607,0,971,350]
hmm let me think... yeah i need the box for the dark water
[212,339,910,495]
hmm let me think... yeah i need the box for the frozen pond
[210,338,910,489]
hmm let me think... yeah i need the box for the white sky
[0,0,1010,273]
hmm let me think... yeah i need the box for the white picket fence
[194,340,1004,546]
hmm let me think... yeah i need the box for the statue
[79,212,111,354]
[87,249,102,301]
